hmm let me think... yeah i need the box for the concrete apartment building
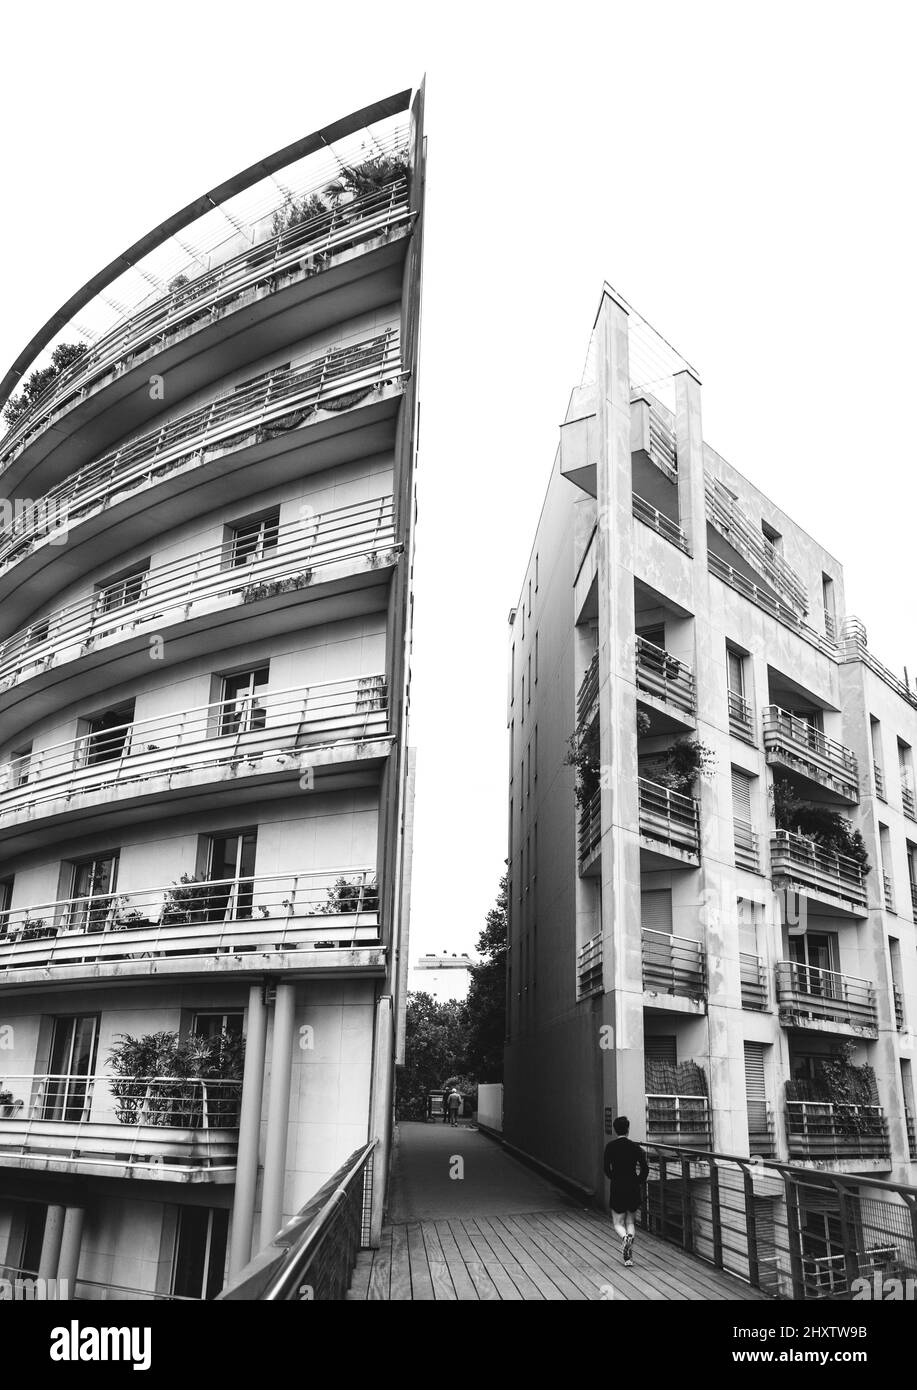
[0,88,424,1298]
[505,286,917,1248]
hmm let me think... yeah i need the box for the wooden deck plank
[525,1211,679,1301]
[388,1223,413,1301]
[345,1248,374,1301]
[461,1221,524,1300]
[419,1223,457,1301]
[432,1219,481,1300]
[496,1214,591,1300]
[485,1215,572,1300]
[445,1219,502,1300]
[470,1217,546,1300]
[366,1226,392,1303]
[406,1222,436,1301]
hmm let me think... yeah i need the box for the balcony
[641,929,706,1003]
[0,331,403,610]
[769,829,868,914]
[0,184,413,481]
[704,474,807,612]
[0,497,396,718]
[775,961,878,1037]
[747,1108,777,1159]
[646,1094,712,1147]
[631,398,678,483]
[740,952,768,1010]
[635,638,695,721]
[728,690,754,742]
[785,1101,890,1165]
[708,552,836,659]
[639,779,700,865]
[576,652,599,728]
[632,494,690,554]
[0,1074,240,1180]
[0,869,382,987]
[762,707,859,804]
[894,988,905,1031]
[733,817,760,873]
[578,789,602,869]
[0,676,389,842]
[577,933,603,998]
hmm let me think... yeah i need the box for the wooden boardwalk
[348,1208,765,1302]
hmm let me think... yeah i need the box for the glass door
[171,1207,230,1300]
[205,832,257,920]
[42,1015,99,1121]
[68,855,119,933]
[219,669,268,736]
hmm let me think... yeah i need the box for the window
[732,768,758,870]
[761,521,782,554]
[822,574,836,639]
[727,647,753,738]
[899,740,915,818]
[219,668,269,736]
[526,653,531,704]
[80,701,135,767]
[744,1041,770,1150]
[171,1207,229,1301]
[10,744,32,787]
[95,562,149,616]
[534,632,538,684]
[871,717,885,798]
[67,855,119,932]
[227,509,280,568]
[192,1012,243,1041]
[204,830,258,920]
[879,824,894,911]
[15,1203,48,1278]
[535,553,539,591]
[789,932,838,996]
[0,878,13,936]
[908,842,917,918]
[41,1015,99,1121]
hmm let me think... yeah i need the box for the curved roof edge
[0,88,412,409]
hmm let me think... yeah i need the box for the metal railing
[903,784,916,819]
[646,1095,712,1146]
[769,829,868,910]
[0,675,388,822]
[631,493,690,554]
[0,867,380,974]
[578,789,602,863]
[635,637,695,715]
[576,651,599,728]
[647,406,677,481]
[219,1141,375,1300]
[874,761,886,799]
[907,1111,917,1162]
[733,817,759,872]
[0,496,395,697]
[748,1109,777,1158]
[785,1101,890,1162]
[642,1140,915,1299]
[727,689,754,740]
[0,330,403,576]
[638,778,700,857]
[0,1264,196,1301]
[740,952,768,1010]
[708,552,836,658]
[762,706,859,798]
[775,961,878,1033]
[704,474,807,611]
[883,871,895,912]
[641,929,706,999]
[840,619,917,715]
[894,987,904,1030]
[911,880,917,920]
[0,182,411,468]
[577,933,603,997]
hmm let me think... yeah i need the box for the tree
[3,342,88,426]
[464,875,507,1082]
[396,992,468,1120]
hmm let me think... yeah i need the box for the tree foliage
[771,777,870,870]
[397,993,469,1120]
[464,875,507,1083]
[4,342,88,426]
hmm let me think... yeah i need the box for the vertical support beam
[835,1182,862,1294]
[259,981,296,1247]
[681,1157,694,1253]
[709,1161,723,1269]
[658,1154,668,1238]
[38,1204,65,1281]
[57,1206,84,1295]
[228,982,269,1277]
[783,1173,806,1299]
[367,993,393,1247]
[742,1166,761,1288]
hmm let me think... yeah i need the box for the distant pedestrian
[441,1086,451,1124]
[446,1087,462,1127]
[603,1115,649,1267]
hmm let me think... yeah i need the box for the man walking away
[446,1087,462,1127]
[603,1115,649,1267]
[441,1086,451,1124]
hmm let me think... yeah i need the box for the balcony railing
[740,952,768,1010]
[0,330,403,576]
[708,552,836,658]
[727,689,754,741]
[747,1108,777,1158]
[912,881,917,920]
[0,183,412,469]
[638,778,700,858]
[883,872,895,913]
[775,961,878,1033]
[785,1101,890,1162]
[903,784,916,819]
[641,929,706,1000]
[894,987,905,1031]
[874,762,886,799]
[577,933,603,998]
[769,829,868,911]
[0,1074,241,1172]
[646,406,677,481]
[635,637,695,715]
[907,1111,917,1162]
[704,474,807,611]
[0,676,388,823]
[578,789,602,864]
[0,868,380,975]
[0,496,395,697]
[646,1094,712,1147]
[632,494,690,554]
[762,706,859,800]
[733,817,759,872]
[576,651,599,728]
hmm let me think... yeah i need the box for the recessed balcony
[645,1094,712,1148]
[639,778,700,867]
[740,952,768,1011]
[642,929,706,1008]
[578,789,602,873]
[763,707,859,804]
[632,493,690,555]
[0,676,389,846]
[635,638,695,728]
[577,933,603,998]
[631,399,678,483]
[769,829,868,915]
[0,1073,240,1180]
[776,961,878,1038]
[785,1100,890,1167]
[704,474,807,613]
[576,651,599,728]
[0,188,413,499]
[0,869,383,988]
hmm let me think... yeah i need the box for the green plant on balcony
[271,192,329,238]
[771,778,870,872]
[108,1030,244,1129]
[317,876,379,916]
[240,570,313,603]
[564,718,601,809]
[21,917,56,941]
[636,709,652,739]
[160,875,214,925]
[3,342,89,427]
[642,738,715,794]
[325,147,410,205]
[787,1043,879,1135]
[0,1088,15,1115]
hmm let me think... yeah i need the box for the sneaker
[623,1235,634,1267]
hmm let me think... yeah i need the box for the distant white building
[410,952,475,1002]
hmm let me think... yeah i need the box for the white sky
[1,2,915,960]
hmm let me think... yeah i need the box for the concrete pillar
[57,1206,84,1294]
[37,1204,65,1280]
[367,993,393,1246]
[259,981,295,1247]
[228,982,269,1277]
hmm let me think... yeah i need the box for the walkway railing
[0,182,411,468]
[643,1140,916,1299]
[219,1141,375,1300]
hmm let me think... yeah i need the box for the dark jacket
[603,1136,649,1212]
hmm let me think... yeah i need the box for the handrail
[632,493,690,554]
[1,1073,242,1129]
[709,552,836,658]
[762,705,858,782]
[704,473,807,611]
[770,828,867,892]
[635,637,695,714]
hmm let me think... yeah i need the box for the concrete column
[37,1204,66,1280]
[57,1206,84,1294]
[259,981,296,1247]
[228,982,269,1276]
[367,993,393,1246]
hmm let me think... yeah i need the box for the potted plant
[316,876,379,916]
[107,1030,245,1130]
[0,1088,17,1118]
[160,875,214,926]
[21,917,56,942]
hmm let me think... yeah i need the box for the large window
[94,562,149,616]
[0,878,13,936]
[41,1015,99,1121]
[67,854,120,932]
[227,510,280,568]
[80,701,135,767]
[203,831,258,920]
[219,669,268,736]
[171,1207,229,1301]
